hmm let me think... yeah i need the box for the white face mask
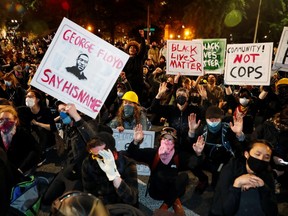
[25,98,35,108]
[239,98,250,106]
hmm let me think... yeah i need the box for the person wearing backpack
[127,125,205,216]
[187,105,246,194]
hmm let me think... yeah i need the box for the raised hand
[96,149,120,181]
[133,124,144,144]
[198,85,207,100]
[192,135,205,156]
[188,113,201,134]
[230,115,243,136]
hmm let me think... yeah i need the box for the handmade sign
[224,42,273,86]
[31,17,129,118]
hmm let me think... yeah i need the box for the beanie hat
[96,132,116,151]
[205,106,224,119]
[160,127,177,140]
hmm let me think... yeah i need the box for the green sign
[202,38,227,74]
[144,28,155,32]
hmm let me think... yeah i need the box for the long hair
[116,103,141,127]
[26,89,47,108]
[2,72,20,88]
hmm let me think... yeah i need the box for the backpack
[202,122,235,157]
[10,175,42,216]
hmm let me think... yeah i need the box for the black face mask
[278,86,288,97]
[166,83,173,91]
[176,96,187,106]
[190,96,201,104]
[247,155,269,174]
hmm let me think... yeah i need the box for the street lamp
[147,2,151,44]
[253,0,262,43]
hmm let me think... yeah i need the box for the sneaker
[37,158,47,167]
[194,179,209,194]
[173,198,185,216]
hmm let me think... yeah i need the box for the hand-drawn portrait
[66,53,89,80]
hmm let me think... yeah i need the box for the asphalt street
[36,144,288,216]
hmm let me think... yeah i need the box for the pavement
[36,142,288,216]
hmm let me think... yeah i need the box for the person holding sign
[201,74,224,106]
[224,86,259,139]
[127,124,205,216]
[65,53,89,80]
[42,103,97,205]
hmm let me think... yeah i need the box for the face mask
[0,120,15,134]
[166,83,173,90]
[123,105,134,117]
[239,98,250,106]
[278,86,288,97]
[190,96,201,104]
[60,112,72,125]
[247,155,269,174]
[206,120,221,133]
[117,92,124,98]
[25,98,35,108]
[176,95,187,106]
[159,139,175,154]
[4,81,11,87]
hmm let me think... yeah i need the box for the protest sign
[31,17,129,119]
[200,38,226,74]
[224,42,273,86]
[273,27,288,72]
[167,40,203,76]
[112,129,155,175]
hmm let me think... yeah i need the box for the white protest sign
[31,17,129,119]
[273,27,288,72]
[166,40,203,76]
[224,42,273,86]
[112,129,155,176]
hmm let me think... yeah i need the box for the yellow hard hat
[122,91,139,104]
[276,78,288,90]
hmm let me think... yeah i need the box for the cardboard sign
[224,42,273,86]
[273,26,288,72]
[31,17,129,118]
[112,129,155,175]
[200,38,226,74]
[166,40,203,76]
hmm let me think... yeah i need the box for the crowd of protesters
[0,30,288,216]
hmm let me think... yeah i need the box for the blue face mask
[4,81,12,87]
[60,112,72,125]
[123,105,134,117]
[206,120,221,133]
